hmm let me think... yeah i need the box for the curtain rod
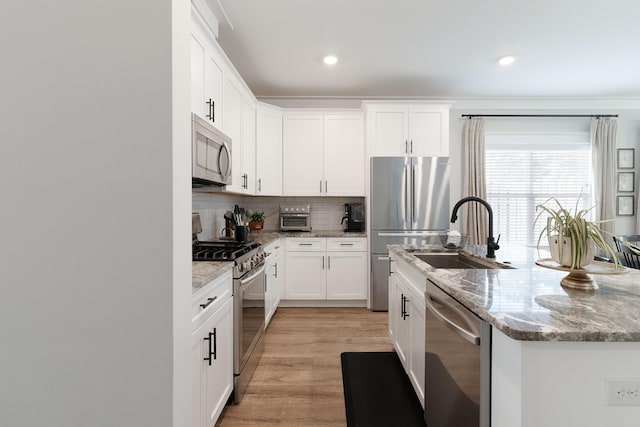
[461,114,618,118]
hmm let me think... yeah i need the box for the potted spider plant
[534,198,620,269]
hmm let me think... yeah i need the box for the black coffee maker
[341,203,365,232]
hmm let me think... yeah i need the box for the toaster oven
[279,204,311,231]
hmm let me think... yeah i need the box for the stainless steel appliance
[370,157,450,310]
[192,213,266,403]
[424,280,490,426]
[279,204,311,231]
[342,203,365,232]
[192,113,232,187]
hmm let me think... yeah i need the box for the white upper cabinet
[256,103,283,196]
[282,115,325,196]
[223,76,256,194]
[365,103,451,157]
[323,115,365,196]
[223,77,244,193]
[190,8,224,129]
[283,111,365,196]
[241,97,256,194]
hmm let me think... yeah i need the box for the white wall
[449,99,640,235]
[0,2,191,426]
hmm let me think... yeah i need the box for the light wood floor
[217,307,393,426]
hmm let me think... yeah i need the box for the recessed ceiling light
[498,55,516,66]
[323,55,338,65]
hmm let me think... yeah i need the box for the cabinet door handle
[405,140,408,154]
[206,98,215,122]
[325,180,328,193]
[258,178,262,192]
[410,139,413,153]
[203,328,217,365]
[265,275,268,293]
[274,262,278,278]
[213,328,217,360]
[401,294,410,320]
[319,180,323,193]
[328,256,331,269]
[199,296,217,309]
[322,256,325,269]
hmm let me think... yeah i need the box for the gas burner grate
[192,240,260,262]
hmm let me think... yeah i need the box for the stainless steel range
[192,213,266,404]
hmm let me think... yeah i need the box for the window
[485,132,592,246]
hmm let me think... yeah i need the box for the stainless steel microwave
[192,113,232,186]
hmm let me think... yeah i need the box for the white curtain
[463,118,487,245]
[591,117,617,241]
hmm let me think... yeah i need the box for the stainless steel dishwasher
[424,280,491,427]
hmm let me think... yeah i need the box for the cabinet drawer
[192,270,233,329]
[326,237,367,251]
[286,237,326,251]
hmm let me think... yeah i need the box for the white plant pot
[549,234,595,268]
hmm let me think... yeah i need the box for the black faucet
[450,197,500,258]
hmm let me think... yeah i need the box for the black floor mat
[340,352,425,427]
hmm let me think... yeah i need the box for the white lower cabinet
[264,239,283,326]
[284,237,367,301]
[326,251,367,299]
[388,258,426,407]
[192,271,233,427]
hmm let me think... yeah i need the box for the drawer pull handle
[299,243,313,246]
[199,296,218,309]
[340,243,354,246]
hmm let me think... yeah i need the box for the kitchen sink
[413,252,512,269]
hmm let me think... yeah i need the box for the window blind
[485,132,592,246]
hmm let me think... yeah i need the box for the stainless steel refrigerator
[370,157,451,311]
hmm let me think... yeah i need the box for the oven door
[280,214,310,231]
[234,263,266,373]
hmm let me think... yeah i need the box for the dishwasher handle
[425,293,481,345]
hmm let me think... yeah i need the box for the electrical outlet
[606,379,640,406]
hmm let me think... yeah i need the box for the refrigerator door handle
[404,165,409,223]
[412,165,416,223]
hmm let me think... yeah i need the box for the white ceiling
[216,0,640,100]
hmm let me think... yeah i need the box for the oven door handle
[425,293,481,345]
[238,263,267,286]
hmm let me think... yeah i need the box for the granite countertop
[389,244,640,342]
[192,230,368,292]
[192,262,234,291]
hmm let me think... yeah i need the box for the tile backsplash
[192,192,364,240]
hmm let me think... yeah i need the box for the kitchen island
[388,244,640,427]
